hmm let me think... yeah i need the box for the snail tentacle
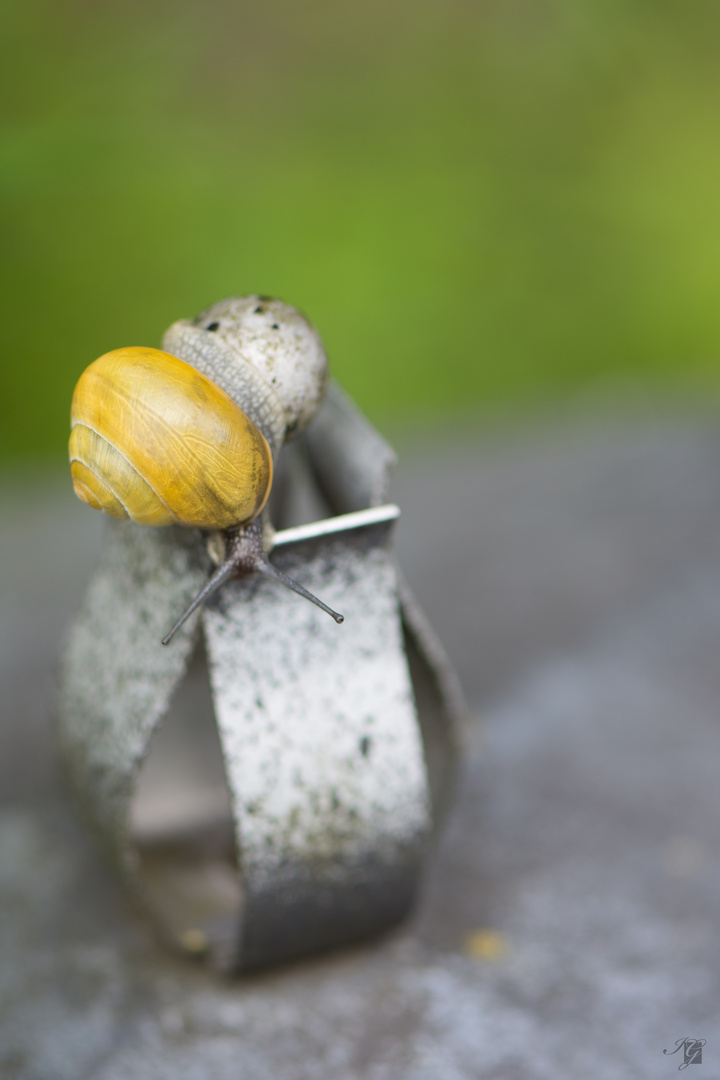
[254,561,344,624]
[161,561,236,646]
[162,518,343,644]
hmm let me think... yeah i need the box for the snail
[69,296,344,644]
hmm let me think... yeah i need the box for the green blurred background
[3,0,720,465]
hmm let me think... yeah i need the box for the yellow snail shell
[69,346,273,529]
[68,300,342,642]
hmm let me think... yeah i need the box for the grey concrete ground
[2,403,720,1078]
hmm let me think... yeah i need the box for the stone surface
[2,404,720,1078]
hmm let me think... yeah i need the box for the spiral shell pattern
[69,347,273,529]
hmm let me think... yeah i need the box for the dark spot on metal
[359,735,372,758]
[206,321,220,332]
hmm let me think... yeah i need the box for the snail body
[68,297,343,642]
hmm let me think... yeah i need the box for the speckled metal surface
[57,521,207,850]
[56,386,464,971]
[205,513,429,969]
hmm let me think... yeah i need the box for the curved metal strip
[202,513,431,970]
[56,521,208,857]
[56,385,464,971]
[304,381,397,512]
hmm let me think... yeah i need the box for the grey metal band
[305,381,398,512]
[204,509,429,968]
[57,390,465,971]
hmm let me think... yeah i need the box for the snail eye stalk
[162,519,343,645]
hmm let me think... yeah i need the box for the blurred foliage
[2,0,720,462]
